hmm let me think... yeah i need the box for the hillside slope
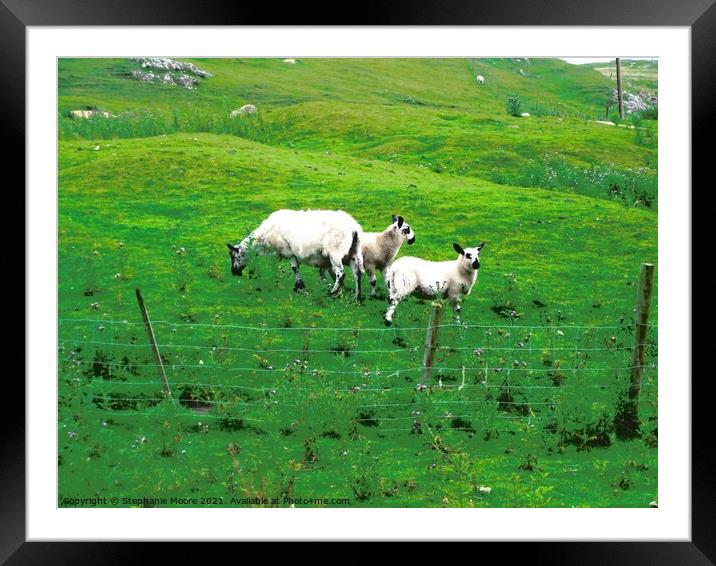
[58,58,657,204]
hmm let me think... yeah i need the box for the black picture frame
[8,0,708,561]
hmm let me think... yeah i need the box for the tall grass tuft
[490,153,657,209]
[58,106,293,146]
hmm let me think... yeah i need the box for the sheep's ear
[226,242,235,251]
[477,242,485,251]
[397,216,404,228]
[392,214,398,223]
[453,243,465,255]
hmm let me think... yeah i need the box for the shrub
[505,94,522,117]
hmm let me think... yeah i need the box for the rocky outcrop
[610,89,658,114]
[127,58,212,90]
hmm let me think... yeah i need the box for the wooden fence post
[135,288,172,397]
[616,263,655,437]
[420,302,443,388]
[616,57,625,120]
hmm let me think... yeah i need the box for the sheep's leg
[350,258,362,302]
[329,258,345,296]
[369,269,378,299]
[320,267,336,284]
[384,295,401,326]
[289,257,305,291]
[384,281,405,325]
[451,299,462,322]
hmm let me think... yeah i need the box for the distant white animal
[227,209,364,300]
[384,242,485,325]
[520,112,530,117]
[282,58,297,64]
[476,75,485,84]
[230,104,257,118]
[319,215,416,299]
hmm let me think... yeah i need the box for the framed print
[9,0,709,561]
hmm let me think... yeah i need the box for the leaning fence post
[616,263,655,437]
[135,288,172,398]
[420,302,443,388]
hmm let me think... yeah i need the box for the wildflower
[67,431,77,438]
[474,348,483,356]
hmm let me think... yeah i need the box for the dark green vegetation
[58,58,657,507]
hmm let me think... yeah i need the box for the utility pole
[616,57,625,120]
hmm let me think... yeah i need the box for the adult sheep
[227,209,364,300]
[319,214,415,299]
[476,75,485,85]
[384,242,485,325]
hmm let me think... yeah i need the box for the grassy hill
[59,58,657,206]
[58,58,658,509]
[582,59,658,94]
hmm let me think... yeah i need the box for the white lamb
[384,242,485,325]
[476,75,485,84]
[319,215,416,299]
[227,209,364,299]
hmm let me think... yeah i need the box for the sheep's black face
[453,242,485,270]
[227,243,246,276]
[392,214,416,245]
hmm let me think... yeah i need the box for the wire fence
[58,310,658,437]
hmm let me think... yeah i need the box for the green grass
[58,58,658,508]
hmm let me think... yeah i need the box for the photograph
[56,55,660,509]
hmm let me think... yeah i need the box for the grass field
[58,58,658,508]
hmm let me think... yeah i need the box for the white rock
[231,104,257,118]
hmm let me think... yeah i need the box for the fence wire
[58,315,658,436]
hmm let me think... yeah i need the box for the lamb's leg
[350,258,362,302]
[329,258,345,296]
[319,268,327,282]
[369,269,378,299]
[289,257,305,291]
[451,299,462,322]
[384,280,407,325]
[384,295,401,326]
